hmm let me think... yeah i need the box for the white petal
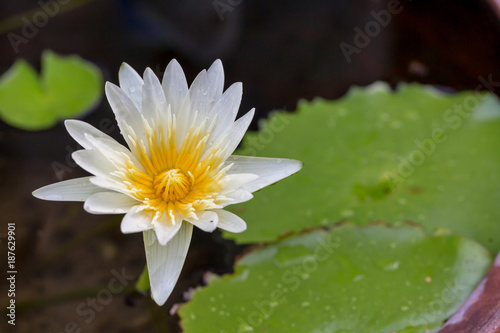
[89,176,127,194]
[225,156,303,193]
[186,69,210,111]
[215,108,255,160]
[119,63,144,110]
[65,120,114,150]
[142,68,166,121]
[105,82,146,146]
[121,208,155,233]
[219,173,259,193]
[162,59,188,115]
[72,150,129,194]
[176,63,225,146]
[72,149,118,179]
[154,213,183,246]
[208,82,242,142]
[84,192,138,214]
[65,120,134,167]
[214,209,247,233]
[186,210,218,232]
[224,189,254,205]
[175,69,209,144]
[206,59,224,102]
[84,134,143,172]
[144,223,193,305]
[32,177,104,201]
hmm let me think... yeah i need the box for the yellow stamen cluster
[114,111,231,225]
[154,169,192,202]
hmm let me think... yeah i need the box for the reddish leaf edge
[439,251,500,333]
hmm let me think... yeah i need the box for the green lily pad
[0,50,103,130]
[180,224,490,333]
[135,265,151,293]
[229,83,500,253]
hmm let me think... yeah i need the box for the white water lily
[33,59,302,305]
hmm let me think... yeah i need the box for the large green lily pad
[180,224,491,333]
[229,83,500,253]
[0,50,103,130]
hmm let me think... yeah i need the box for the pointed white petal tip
[225,156,303,193]
[64,119,87,140]
[118,62,144,110]
[154,220,183,246]
[143,67,155,77]
[246,108,256,120]
[211,58,222,67]
[32,177,103,202]
[119,62,142,84]
[120,208,155,234]
[144,223,193,305]
[104,81,115,98]
[151,291,167,306]
[64,118,76,128]
[119,62,131,69]
[207,59,224,87]
[284,158,303,174]
[167,58,181,68]
[215,209,247,233]
[162,59,189,115]
[105,81,125,97]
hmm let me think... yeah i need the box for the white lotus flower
[33,59,302,305]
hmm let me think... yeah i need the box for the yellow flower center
[153,169,192,202]
[113,112,232,225]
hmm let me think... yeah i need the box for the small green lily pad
[135,265,151,293]
[179,224,491,333]
[0,50,103,130]
[229,83,500,253]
